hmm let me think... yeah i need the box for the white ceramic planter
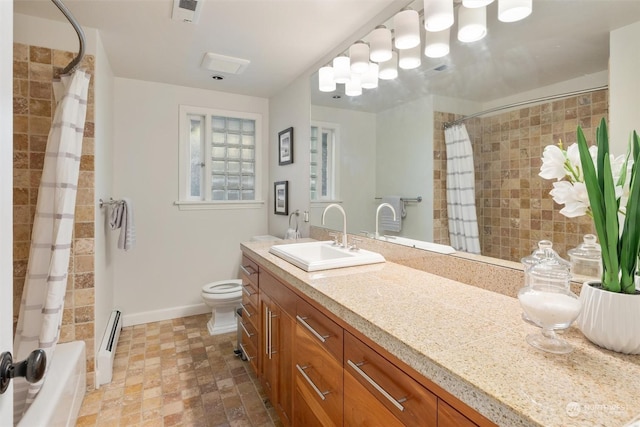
[577,281,640,355]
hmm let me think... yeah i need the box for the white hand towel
[380,196,403,232]
[109,198,136,251]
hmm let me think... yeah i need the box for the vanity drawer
[240,255,260,288]
[344,332,437,426]
[240,314,258,349]
[240,331,258,374]
[294,323,343,427]
[241,298,258,331]
[296,299,343,363]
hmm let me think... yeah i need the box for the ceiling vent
[201,53,250,75]
[172,0,203,24]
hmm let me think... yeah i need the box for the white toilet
[201,279,243,336]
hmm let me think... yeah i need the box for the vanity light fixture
[349,41,370,74]
[369,26,393,62]
[399,44,421,69]
[457,5,487,42]
[318,65,336,92]
[462,0,494,7]
[424,28,450,58]
[361,62,379,89]
[332,56,351,84]
[498,0,532,22]
[394,9,421,49]
[424,0,454,32]
[378,51,398,80]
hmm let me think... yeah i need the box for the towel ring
[289,210,300,231]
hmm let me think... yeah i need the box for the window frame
[177,105,264,210]
[310,120,340,203]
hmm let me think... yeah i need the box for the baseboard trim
[121,303,210,327]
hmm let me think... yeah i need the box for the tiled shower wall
[434,89,606,263]
[13,43,96,390]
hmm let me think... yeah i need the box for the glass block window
[310,122,338,201]
[180,106,261,203]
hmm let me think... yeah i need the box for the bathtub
[17,341,86,427]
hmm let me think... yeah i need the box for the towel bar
[374,196,422,203]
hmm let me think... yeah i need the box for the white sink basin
[269,241,385,272]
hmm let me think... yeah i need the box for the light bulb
[424,0,454,32]
[458,6,487,42]
[424,28,450,58]
[378,51,398,80]
[318,66,336,92]
[369,26,393,63]
[498,0,532,22]
[333,56,351,84]
[394,9,420,50]
[361,63,379,89]
[399,45,421,70]
[349,41,370,74]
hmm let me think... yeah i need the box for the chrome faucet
[375,203,396,239]
[321,203,348,248]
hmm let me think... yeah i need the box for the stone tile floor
[76,314,281,427]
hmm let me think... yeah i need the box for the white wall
[14,13,98,56]
[610,20,640,154]
[113,78,269,325]
[93,33,115,350]
[310,105,377,234]
[376,97,434,241]
[1,3,14,420]
[268,74,312,239]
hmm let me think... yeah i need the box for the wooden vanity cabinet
[259,269,297,426]
[240,255,260,373]
[293,299,344,427]
[242,252,494,427]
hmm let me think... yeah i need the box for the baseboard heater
[96,309,122,387]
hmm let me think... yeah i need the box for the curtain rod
[443,85,609,129]
[51,0,85,74]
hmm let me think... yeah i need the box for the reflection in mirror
[309,1,640,263]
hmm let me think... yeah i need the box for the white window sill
[174,200,265,211]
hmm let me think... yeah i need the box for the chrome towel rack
[374,196,423,203]
[98,198,123,208]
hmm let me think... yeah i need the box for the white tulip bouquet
[539,118,640,294]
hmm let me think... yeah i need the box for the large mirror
[309,0,640,263]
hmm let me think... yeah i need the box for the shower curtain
[444,124,481,254]
[13,70,90,419]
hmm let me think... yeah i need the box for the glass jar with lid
[521,240,570,287]
[567,234,602,279]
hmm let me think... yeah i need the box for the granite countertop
[240,240,640,427]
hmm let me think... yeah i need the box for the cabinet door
[260,294,278,401]
[344,332,437,426]
[276,311,294,426]
[438,399,478,427]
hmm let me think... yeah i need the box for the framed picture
[274,181,289,215]
[278,127,294,165]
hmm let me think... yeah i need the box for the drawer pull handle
[347,359,405,412]
[296,364,330,401]
[296,315,330,343]
[240,265,256,276]
[240,321,254,338]
[238,343,255,360]
[241,303,252,318]
[242,285,255,297]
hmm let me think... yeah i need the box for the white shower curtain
[444,124,481,254]
[13,70,90,419]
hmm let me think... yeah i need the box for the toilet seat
[202,279,242,295]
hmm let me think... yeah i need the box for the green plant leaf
[596,119,609,192]
[577,126,611,286]
[602,158,620,292]
[620,130,640,293]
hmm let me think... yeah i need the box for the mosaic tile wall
[13,43,96,390]
[434,89,606,263]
